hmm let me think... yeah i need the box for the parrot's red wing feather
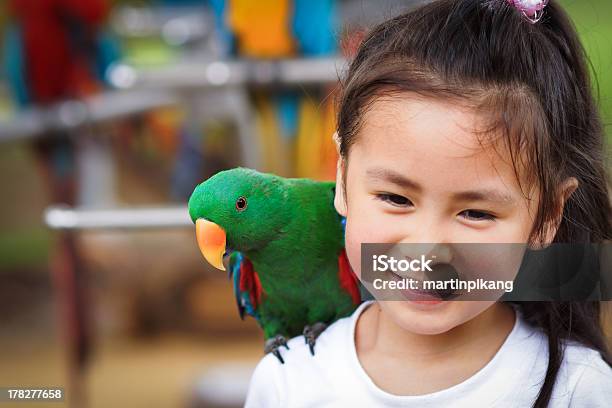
[338,249,360,304]
[239,258,264,309]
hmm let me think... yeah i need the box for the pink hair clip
[506,0,549,23]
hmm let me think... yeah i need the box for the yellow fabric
[254,93,291,176]
[295,97,319,178]
[227,0,294,57]
[295,96,338,180]
[319,96,338,181]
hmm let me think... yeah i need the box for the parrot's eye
[235,196,247,211]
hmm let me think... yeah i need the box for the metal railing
[44,205,192,230]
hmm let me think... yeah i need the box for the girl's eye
[377,193,413,207]
[459,210,495,221]
[235,196,247,211]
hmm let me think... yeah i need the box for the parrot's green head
[188,167,291,271]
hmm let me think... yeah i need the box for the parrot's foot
[264,335,290,364]
[303,322,328,356]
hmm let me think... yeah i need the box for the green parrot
[188,167,361,363]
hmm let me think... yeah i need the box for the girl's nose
[402,217,450,245]
[396,242,453,263]
[397,217,453,263]
[424,243,453,265]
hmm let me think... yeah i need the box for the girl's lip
[387,271,461,303]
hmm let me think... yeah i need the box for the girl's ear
[333,132,348,217]
[541,177,579,245]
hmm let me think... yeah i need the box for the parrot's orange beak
[195,218,226,271]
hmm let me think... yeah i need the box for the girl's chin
[379,300,462,335]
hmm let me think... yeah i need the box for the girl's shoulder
[559,340,612,401]
[513,308,612,402]
[562,338,611,369]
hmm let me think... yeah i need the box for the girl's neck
[368,302,515,358]
[355,302,516,395]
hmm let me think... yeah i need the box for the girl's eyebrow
[365,167,515,204]
[451,190,516,205]
[365,167,423,192]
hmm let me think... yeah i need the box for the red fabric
[239,258,264,309]
[338,249,360,305]
[10,0,109,103]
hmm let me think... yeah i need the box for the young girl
[245,0,612,406]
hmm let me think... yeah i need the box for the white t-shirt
[245,301,612,407]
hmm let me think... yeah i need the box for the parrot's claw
[264,335,290,364]
[303,322,328,356]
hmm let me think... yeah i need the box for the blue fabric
[51,138,76,180]
[95,31,122,84]
[208,0,235,57]
[171,128,205,200]
[2,24,30,107]
[274,92,301,140]
[293,0,337,56]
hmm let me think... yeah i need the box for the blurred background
[0,0,610,407]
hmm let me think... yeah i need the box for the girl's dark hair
[336,1,612,406]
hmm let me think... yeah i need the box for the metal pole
[44,205,193,230]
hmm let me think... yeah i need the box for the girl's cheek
[344,214,392,279]
[344,219,364,279]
